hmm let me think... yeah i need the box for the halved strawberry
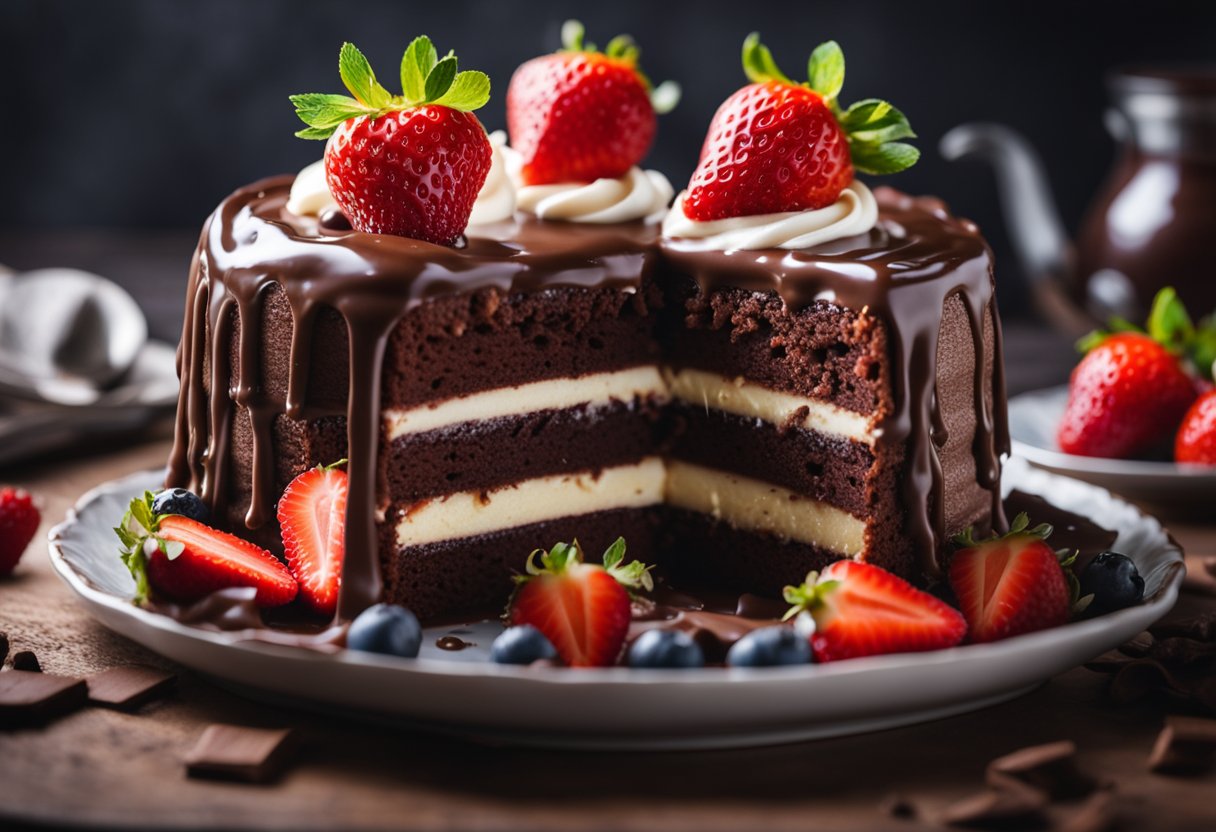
[949,513,1076,643]
[783,560,966,662]
[277,462,348,616]
[115,493,296,607]
[508,537,653,667]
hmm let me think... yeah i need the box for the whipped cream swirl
[506,148,673,224]
[286,130,517,226]
[467,131,516,225]
[286,159,338,217]
[661,181,878,250]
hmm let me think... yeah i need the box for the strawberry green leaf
[601,536,627,570]
[952,512,1053,548]
[807,40,845,103]
[401,35,438,103]
[295,126,337,141]
[741,32,791,85]
[781,572,839,621]
[115,492,163,605]
[850,141,920,176]
[1147,286,1194,353]
[424,55,458,102]
[290,93,374,130]
[433,70,491,111]
[338,42,392,109]
[841,99,916,144]
[1191,316,1216,381]
[561,19,586,52]
[605,34,639,64]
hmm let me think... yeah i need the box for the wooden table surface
[1,234,1215,830]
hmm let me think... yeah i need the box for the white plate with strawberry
[48,457,1183,750]
[1010,288,1216,503]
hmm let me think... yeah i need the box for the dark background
[2,0,1214,319]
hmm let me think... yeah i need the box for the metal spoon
[0,268,149,405]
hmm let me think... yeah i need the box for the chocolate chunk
[986,740,1096,799]
[184,724,296,783]
[879,793,918,820]
[86,665,176,711]
[0,671,88,728]
[12,650,41,672]
[1060,789,1117,832]
[1147,716,1216,775]
[0,632,8,664]
[941,779,1047,828]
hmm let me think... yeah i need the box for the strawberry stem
[290,38,490,141]
[740,34,919,177]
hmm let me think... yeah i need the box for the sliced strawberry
[949,513,1074,643]
[508,537,653,667]
[117,493,297,607]
[277,463,347,616]
[784,560,966,662]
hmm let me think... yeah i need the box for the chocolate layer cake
[659,188,1007,595]
[167,181,1007,622]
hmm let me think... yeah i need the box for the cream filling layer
[664,367,874,445]
[395,458,666,548]
[664,461,866,554]
[383,366,668,439]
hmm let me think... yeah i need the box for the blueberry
[727,626,814,667]
[151,488,210,523]
[346,604,422,657]
[627,629,705,669]
[1079,551,1145,615]
[490,625,559,665]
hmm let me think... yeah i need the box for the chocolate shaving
[12,650,41,673]
[986,740,1096,800]
[941,778,1047,828]
[1147,715,1216,775]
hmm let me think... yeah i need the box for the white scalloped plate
[49,457,1184,750]
[1010,385,1216,503]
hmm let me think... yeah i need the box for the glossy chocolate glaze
[662,187,1009,575]
[167,176,659,620]
[167,177,1007,624]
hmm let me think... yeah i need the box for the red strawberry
[783,560,966,662]
[0,487,40,577]
[509,537,653,667]
[681,35,918,222]
[1176,389,1216,464]
[1057,333,1196,459]
[277,462,348,616]
[506,20,676,186]
[949,513,1075,644]
[291,38,493,245]
[116,494,296,607]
